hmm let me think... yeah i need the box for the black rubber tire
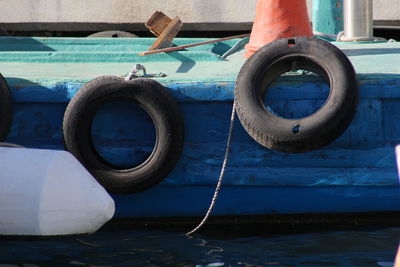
[0,73,12,141]
[87,30,137,38]
[235,37,358,153]
[63,77,184,194]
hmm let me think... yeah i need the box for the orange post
[245,0,313,57]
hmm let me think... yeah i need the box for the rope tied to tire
[186,37,359,234]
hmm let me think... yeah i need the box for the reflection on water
[0,227,398,266]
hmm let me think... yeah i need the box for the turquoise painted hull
[0,37,399,221]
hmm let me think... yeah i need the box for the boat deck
[0,37,399,101]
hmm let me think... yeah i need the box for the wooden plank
[145,11,172,37]
[139,33,250,56]
[148,16,183,51]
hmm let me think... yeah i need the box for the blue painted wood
[6,99,386,147]
[8,76,400,104]
[6,96,399,189]
[383,100,400,142]
[113,186,400,217]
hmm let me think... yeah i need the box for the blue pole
[312,0,344,35]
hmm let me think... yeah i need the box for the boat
[0,0,399,229]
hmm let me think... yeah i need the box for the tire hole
[91,99,156,169]
[262,59,330,120]
[292,124,300,134]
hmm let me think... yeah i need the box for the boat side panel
[5,98,399,188]
[113,185,400,217]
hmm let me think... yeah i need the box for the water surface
[0,227,399,266]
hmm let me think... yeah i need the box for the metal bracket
[124,64,167,81]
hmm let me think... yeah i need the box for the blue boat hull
[1,37,400,220]
[5,81,400,219]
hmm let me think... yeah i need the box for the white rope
[186,100,237,236]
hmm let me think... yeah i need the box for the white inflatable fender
[0,147,115,236]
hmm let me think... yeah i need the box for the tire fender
[235,37,359,153]
[63,77,184,194]
[0,73,12,141]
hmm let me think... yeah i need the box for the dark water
[0,227,399,266]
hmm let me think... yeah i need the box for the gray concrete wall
[0,0,398,32]
[0,0,256,24]
[373,0,400,25]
